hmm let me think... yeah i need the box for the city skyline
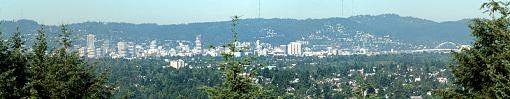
[0,0,506,98]
[0,0,486,25]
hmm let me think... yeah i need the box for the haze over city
[1,0,486,25]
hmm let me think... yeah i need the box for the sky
[0,0,487,25]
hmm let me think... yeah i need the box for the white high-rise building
[327,47,338,55]
[86,34,95,58]
[271,45,286,56]
[127,42,135,58]
[148,40,158,55]
[78,47,86,57]
[193,34,202,55]
[117,42,127,57]
[101,40,110,57]
[95,48,102,58]
[177,42,190,52]
[195,34,202,50]
[256,40,261,49]
[255,40,264,56]
[287,42,302,56]
[169,48,177,56]
[135,45,144,57]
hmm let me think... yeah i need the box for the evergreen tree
[202,16,263,99]
[0,23,7,70]
[436,0,510,98]
[33,25,47,67]
[8,26,30,98]
[34,25,111,98]
[30,26,48,98]
[0,23,16,98]
[0,24,109,99]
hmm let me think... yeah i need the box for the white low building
[165,59,186,69]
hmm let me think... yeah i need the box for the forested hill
[0,14,471,46]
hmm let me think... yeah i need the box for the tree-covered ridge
[0,24,111,98]
[0,14,471,46]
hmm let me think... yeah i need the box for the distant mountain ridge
[0,14,472,47]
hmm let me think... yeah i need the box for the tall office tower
[78,47,86,57]
[95,48,102,58]
[117,42,127,57]
[327,47,338,55]
[127,42,135,58]
[101,40,110,57]
[287,42,302,56]
[195,34,202,50]
[86,34,95,58]
[135,45,144,57]
[148,40,158,55]
[193,34,202,54]
[256,40,261,49]
[255,40,262,55]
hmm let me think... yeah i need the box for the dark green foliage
[30,26,47,98]
[32,25,111,98]
[0,25,111,98]
[1,26,31,98]
[436,0,510,98]
[96,53,451,98]
[0,24,17,98]
[33,25,46,64]
[94,57,218,98]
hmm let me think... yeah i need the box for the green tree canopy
[0,25,112,98]
[436,0,510,98]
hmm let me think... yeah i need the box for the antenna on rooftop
[341,0,344,17]
[20,8,24,20]
[258,0,261,19]
[352,0,355,16]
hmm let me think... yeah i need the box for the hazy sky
[0,0,486,25]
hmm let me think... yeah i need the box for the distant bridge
[411,49,460,53]
[435,42,459,49]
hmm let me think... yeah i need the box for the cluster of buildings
[75,34,306,59]
[76,32,464,59]
[77,34,206,59]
